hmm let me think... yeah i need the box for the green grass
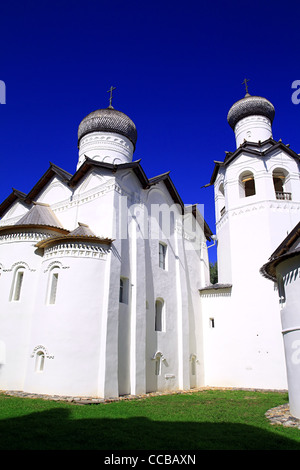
[0,389,300,450]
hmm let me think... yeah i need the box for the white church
[0,86,299,399]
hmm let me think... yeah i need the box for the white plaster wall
[0,230,54,390]
[208,146,300,389]
[276,255,300,417]
[24,249,110,397]
[77,131,134,169]
[0,200,29,226]
[234,115,272,147]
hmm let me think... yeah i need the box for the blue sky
[1,0,300,262]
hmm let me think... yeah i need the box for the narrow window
[35,351,45,372]
[47,266,60,305]
[49,272,58,304]
[119,278,124,303]
[11,267,25,302]
[119,277,128,304]
[159,242,167,269]
[155,356,161,376]
[155,299,164,331]
[218,182,226,218]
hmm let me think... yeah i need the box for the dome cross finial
[107,85,116,108]
[242,78,250,96]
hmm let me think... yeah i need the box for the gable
[0,157,212,241]
[35,176,72,205]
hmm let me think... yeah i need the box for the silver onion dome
[227,94,275,130]
[78,106,137,149]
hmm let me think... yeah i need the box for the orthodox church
[0,86,298,398]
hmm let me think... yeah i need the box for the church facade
[0,88,299,398]
[0,99,211,398]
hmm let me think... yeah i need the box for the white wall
[276,255,300,417]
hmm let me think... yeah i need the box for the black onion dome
[227,94,275,130]
[78,106,137,148]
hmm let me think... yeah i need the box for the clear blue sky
[1,0,300,262]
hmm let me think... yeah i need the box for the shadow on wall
[0,407,300,450]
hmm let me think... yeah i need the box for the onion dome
[78,106,138,149]
[227,93,275,130]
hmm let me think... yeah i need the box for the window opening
[119,277,128,304]
[155,299,164,331]
[35,351,45,372]
[49,272,58,304]
[47,267,60,305]
[119,278,124,303]
[11,268,25,302]
[241,172,256,197]
[159,242,167,269]
[273,169,291,200]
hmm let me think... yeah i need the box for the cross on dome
[242,78,250,96]
[107,85,116,108]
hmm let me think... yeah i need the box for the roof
[0,157,213,241]
[0,201,69,236]
[227,94,275,130]
[0,188,29,216]
[15,202,65,229]
[68,222,97,237]
[205,138,300,187]
[78,107,137,149]
[260,221,300,281]
[35,222,113,250]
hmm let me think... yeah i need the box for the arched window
[218,182,226,217]
[47,266,60,305]
[159,242,167,270]
[190,354,197,376]
[273,168,291,200]
[155,355,161,376]
[10,266,25,302]
[155,298,165,331]
[239,171,256,197]
[152,351,165,376]
[35,351,45,372]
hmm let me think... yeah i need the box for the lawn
[0,389,300,450]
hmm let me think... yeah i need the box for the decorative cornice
[43,241,110,260]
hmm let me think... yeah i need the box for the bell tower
[213,85,300,284]
[204,85,300,389]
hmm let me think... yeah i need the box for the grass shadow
[0,407,300,450]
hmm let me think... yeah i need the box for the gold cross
[107,86,116,107]
[242,78,250,94]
